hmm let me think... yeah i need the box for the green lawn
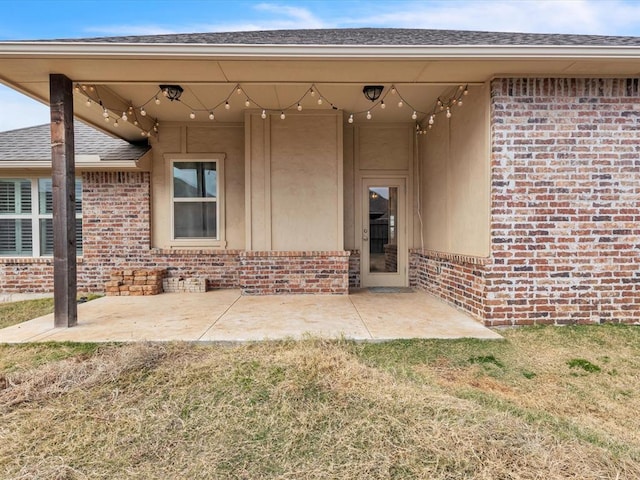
[0,294,102,330]
[0,323,639,479]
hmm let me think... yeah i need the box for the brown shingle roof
[0,122,149,162]
[43,28,640,46]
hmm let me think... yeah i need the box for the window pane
[0,179,31,214]
[38,179,53,214]
[38,179,82,214]
[174,202,217,238]
[173,162,216,198]
[0,218,32,256]
[76,218,83,255]
[39,218,54,256]
[75,180,83,213]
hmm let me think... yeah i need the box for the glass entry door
[361,178,407,287]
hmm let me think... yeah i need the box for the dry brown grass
[0,325,639,479]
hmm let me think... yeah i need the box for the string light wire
[74,82,469,137]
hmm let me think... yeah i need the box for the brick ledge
[410,249,489,266]
[242,250,350,258]
[0,257,84,265]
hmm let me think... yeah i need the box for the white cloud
[346,0,640,35]
[253,3,327,28]
[85,2,328,36]
[0,86,49,132]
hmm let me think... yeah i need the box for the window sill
[167,239,227,249]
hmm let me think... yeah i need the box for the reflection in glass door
[368,187,398,273]
[361,178,406,288]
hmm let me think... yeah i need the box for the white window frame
[168,154,226,248]
[0,177,82,258]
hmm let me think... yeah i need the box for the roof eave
[1,42,640,59]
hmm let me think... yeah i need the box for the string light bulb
[74,85,80,93]
[114,120,119,127]
[104,116,110,123]
[310,88,315,97]
[209,112,215,120]
[380,101,386,109]
[102,108,109,118]
[348,114,354,124]
[154,97,160,105]
[280,111,286,120]
[245,99,250,107]
[457,99,463,106]
[121,111,128,122]
[189,112,196,119]
[317,98,323,105]
[391,86,396,95]
[446,107,452,118]
[81,85,87,91]
[85,99,91,107]
[463,88,469,96]
[297,103,303,111]
[398,100,403,108]
[428,115,434,125]
[411,111,417,120]
[225,101,230,110]
[366,111,372,120]
[140,107,146,116]
[261,110,267,119]
[236,87,242,95]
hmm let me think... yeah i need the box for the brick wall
[79,172,152,290]
[150,249,242,289]
[410,249,486,321]
[348,250,360,288]
[488,78,640,325]
[0,170,350,295]
[0,258,56,293]
[240,251,349,294]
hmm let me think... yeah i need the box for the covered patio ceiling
[1,41,640,140]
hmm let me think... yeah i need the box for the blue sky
[1,0,640,131]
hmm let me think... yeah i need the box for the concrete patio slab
[350,289,502,340]
[0,288,501,343]
[201,294,369,342]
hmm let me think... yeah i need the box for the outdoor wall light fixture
[363,85,384,102]
[159,84,184,101]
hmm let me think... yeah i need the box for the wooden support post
[50,74,77,328]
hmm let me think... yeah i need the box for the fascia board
[1,43,640,60]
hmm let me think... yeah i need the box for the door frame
[359,176,408,287]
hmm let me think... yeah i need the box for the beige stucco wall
[150,124,245,249]
[245,111,343,251]
[419,83,490,256]
[344,124,414,250]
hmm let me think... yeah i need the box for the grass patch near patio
[0,294,102,330]
[0,325,639,479]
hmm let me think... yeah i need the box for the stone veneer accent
[106,269,166,296]
[410,249,487,321]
